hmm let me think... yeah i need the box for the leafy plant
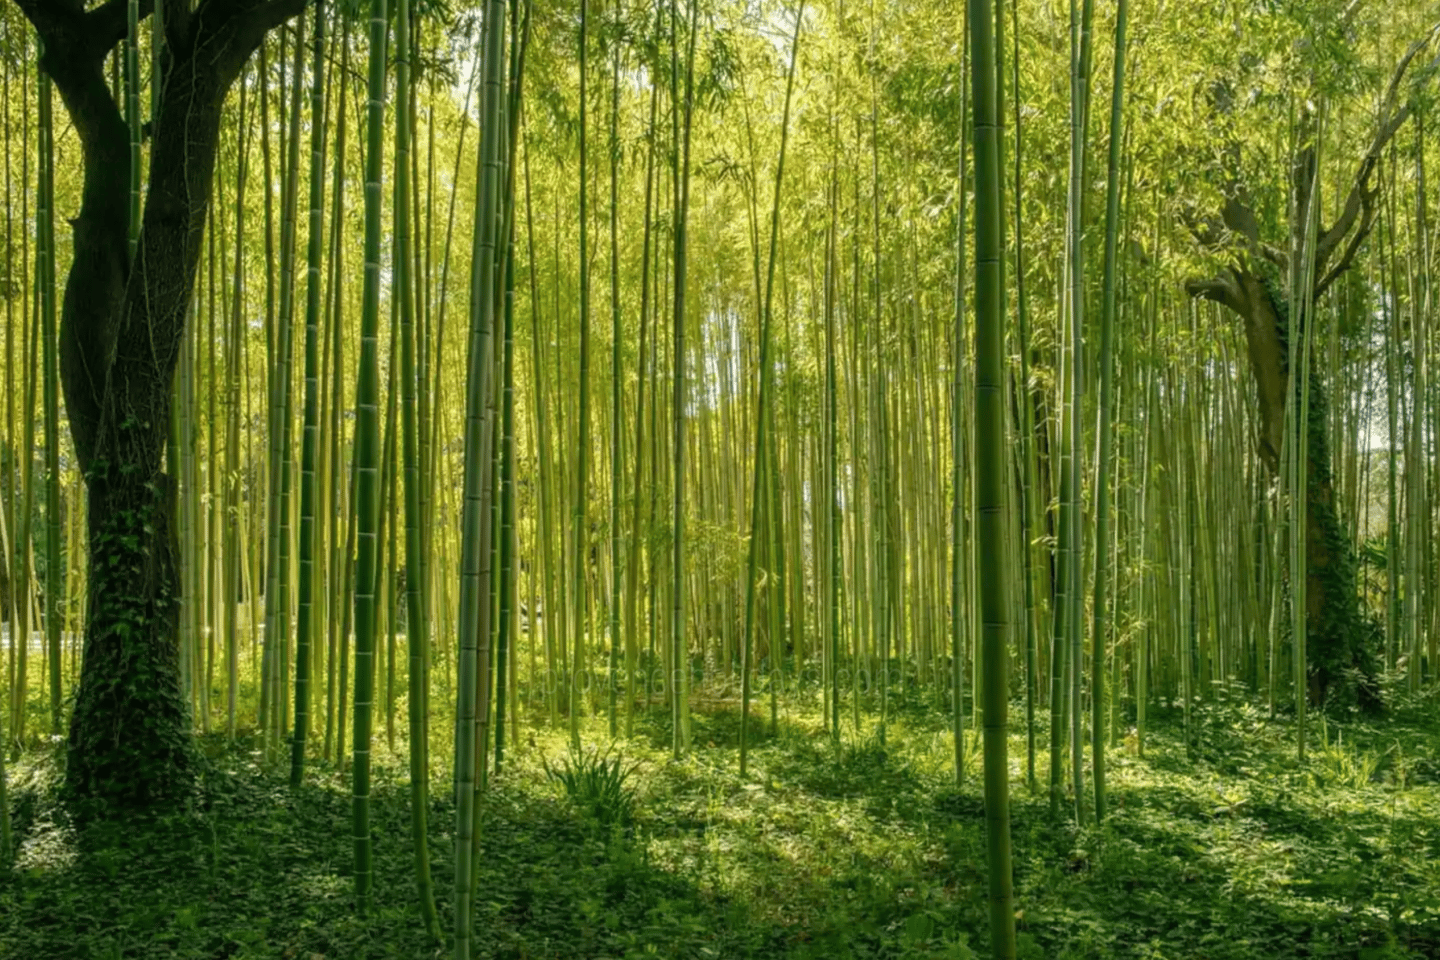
[1311,724,1382,790]
[542,746,638,832]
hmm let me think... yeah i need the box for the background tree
[1185,17,1440,709]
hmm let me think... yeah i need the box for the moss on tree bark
[17,0,305,810]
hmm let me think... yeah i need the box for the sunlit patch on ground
[2,695,1439,958]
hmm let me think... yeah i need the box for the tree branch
[1314,24,1440,283]
[1314,181,1378,300]
[244,0,309,39]
[1221,192,1261,249]
[13,0,83,47]
[92,0,303,485]
[18,0,305,473]
[1186,273,1246,315]
[13,0,136,469]
[89,0,157,54]
[178,0,307,89]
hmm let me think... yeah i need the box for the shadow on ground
[2,702,1439,960]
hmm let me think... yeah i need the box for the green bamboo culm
[951,10,969,787]
[497,190,518,769]
[824,163,841,745]
[1050,0,1093,823]
[1404,128,1428,696]
[623,57,660,739]
[37,48,62,736]
[352,0,390,914]
[125,0,139,259]
[322,34,350,761]
[225,70,251,740]
[291,0,328,791]
[455,0,510,946]
[254,39,274,745]
[265,22,304,758]
[393,0,440,937]
[739,0,803,777]
[1088,0,1127,825]
[0,705,8,863]
[1009,0,1039,792]
[572,0,592,754]
[496,0,531,770]
[606,0,626,740]
[8,33,28,755]
[969,0,1018,954]
[669,0,700,760]
[1287,104,1324,763]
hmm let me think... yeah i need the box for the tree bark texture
[17,0,304,807]
[1196,267,1372,708]
[1186,31,1440,710]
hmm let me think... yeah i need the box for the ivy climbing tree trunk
[1187,31,1440,709]
[1191,272,1370,707]
[18,0,306,808]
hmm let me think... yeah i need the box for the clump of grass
[542,745,638,832]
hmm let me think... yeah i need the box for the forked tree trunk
[19,0,304,807]
[1188,28,1440,710]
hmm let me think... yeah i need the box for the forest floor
[3,683,1440,960]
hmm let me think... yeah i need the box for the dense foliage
[1,0,1440,956]
[5,701,1440,958]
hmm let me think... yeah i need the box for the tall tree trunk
[1186,30,1440,709]
[22,0,306,808]
[1197,268,1370,708]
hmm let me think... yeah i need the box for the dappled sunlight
[2,698,1439,957]
[5,0,1440,957]
[13,818,78,877]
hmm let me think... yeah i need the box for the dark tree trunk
[1184,32,1440,711]
[1197,266,1375,710]
[18,0,304,808]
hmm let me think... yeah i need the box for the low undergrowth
[1,694,1438,959]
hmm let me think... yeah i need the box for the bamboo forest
[4,0,1440,956]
